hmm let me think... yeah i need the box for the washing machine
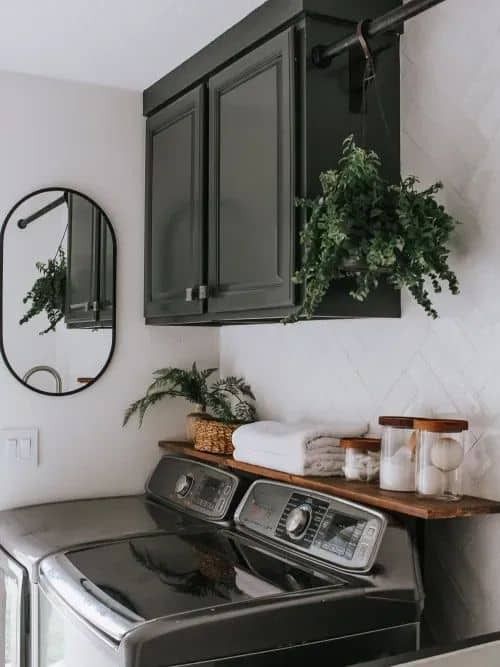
[34,476,423,666]
[0,454,247,667]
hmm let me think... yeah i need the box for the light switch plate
[1,428,39,467]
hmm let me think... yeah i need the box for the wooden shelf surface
[159,441,500,520]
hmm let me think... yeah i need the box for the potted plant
[123,363,256,453]
[286,136,460,322]
[20,248,67,334]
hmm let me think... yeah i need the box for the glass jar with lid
[379,416,419,492]
[340,438,381,482]
[414,418,468,501]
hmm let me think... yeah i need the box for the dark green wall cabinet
[143,0,402,325]
[66,193,114,329]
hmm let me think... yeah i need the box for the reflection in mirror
[1,189,116,396]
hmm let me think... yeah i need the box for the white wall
[0,70,219,509]
[220,0,500,642]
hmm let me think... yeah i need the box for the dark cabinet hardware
[17,194,67,230]
[312,0,447,68]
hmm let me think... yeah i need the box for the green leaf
[20,248,67,334]
[285,136,459,322]
[123,366,257,428]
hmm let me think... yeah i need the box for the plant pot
[193,417,246,455]
[185,406,207,443]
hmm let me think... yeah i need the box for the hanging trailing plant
[285,136,460,322]
[20,248,67,334]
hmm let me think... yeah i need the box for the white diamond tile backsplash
[221,1,500,641]
[221,1,500,504]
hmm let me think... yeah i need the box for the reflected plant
[19,248,67,334]
[129,540,236,600]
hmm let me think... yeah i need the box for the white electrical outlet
[0,428,39,467]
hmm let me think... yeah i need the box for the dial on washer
[175,474,194,497]
[285,504,312,539]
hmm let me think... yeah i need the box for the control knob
[285,504,312,540]
[175,474,194,498]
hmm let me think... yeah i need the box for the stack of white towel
[232,420,368,477]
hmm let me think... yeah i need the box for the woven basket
[193,417,241,454]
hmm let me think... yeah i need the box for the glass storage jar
[340,438,381,482]
[414,418,468,501]
[379,416,419,492]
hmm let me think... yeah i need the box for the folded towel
[233,420,368,477]
[233,421,368,454]
[235,446,345,477]
[305,450,345,464]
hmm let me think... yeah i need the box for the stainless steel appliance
[35,477,423,666]
[0,546,29,667]
[0,455,246,667]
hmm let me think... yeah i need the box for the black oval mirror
[0,187,116,396]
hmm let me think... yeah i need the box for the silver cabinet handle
[85,301,99,312]
[186,286,208,302]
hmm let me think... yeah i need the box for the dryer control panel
[147,455,240,521]
[235,481,387,572]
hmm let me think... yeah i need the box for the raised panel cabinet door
[208,29,295,315]
[98,214,115,327]
[145,85,205,320]
[66,193,99,327]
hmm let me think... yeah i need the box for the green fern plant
[20,248,67,334]
[286,135,460,322]
[123,363,256,427]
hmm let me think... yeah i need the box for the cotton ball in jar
[418,465,445,496]
[430,437,464,472]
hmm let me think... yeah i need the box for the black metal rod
[313,0,448,66]
[17,194,67,229]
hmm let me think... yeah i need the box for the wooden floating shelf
[159,441,500,520]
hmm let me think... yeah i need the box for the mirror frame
[0,186,117,397]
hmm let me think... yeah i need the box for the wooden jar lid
[340,437,381,451]
[379,416,420,429]
[413,418,468,433]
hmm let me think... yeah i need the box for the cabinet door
[145,86,205,320]
[208,29,295,315]
[98,215,115,327]
[65,193,99,326]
